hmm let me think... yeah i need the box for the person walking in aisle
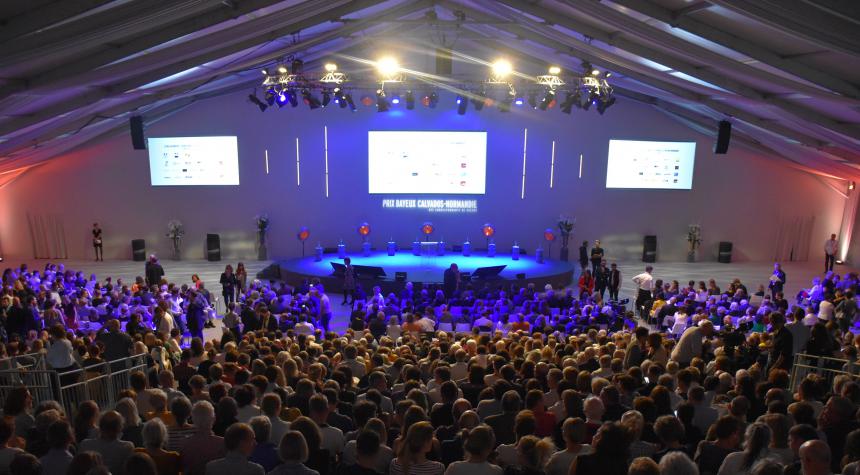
[632,266,654,318]
[145,255,165,287]
[824,234,838,272]
[219,265,238,305]
[342,258,356,306]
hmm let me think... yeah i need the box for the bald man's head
[799,439,831,475]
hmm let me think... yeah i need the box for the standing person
[632,266,655,318]
[594,261,609,300]
[342,258,356,306]
[443,264,460,299]
[317,286,332,333]
[608,263,621,301]
[767,312,793,372]
[92,223,103,261]
[235,263,248,298]
[578,241,589,272]
[145,255,164,287]
[824,234,838,272]
[768,263,786,299]
[186,290,206,341]
[590,240,605,272]
[219,265,237,306]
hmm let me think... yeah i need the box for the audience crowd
[0,260,858,475]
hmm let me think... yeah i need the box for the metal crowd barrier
[789,353,857,391]
[0,354,147,417]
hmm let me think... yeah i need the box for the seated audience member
[38,420,74,474]
[134,418,181,475]
[270,431,320,475]
[205,423,265,475]
[182,401,226,475]
[79,410,135,475]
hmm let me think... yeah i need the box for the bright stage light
[405,90,415,110]
[277,65,288,74]
[260,68,268,75]
[391,95,401,105]
[548,65,561,75]
[324,63,338,72]
[514,97,524,106]
[492,59,512,78]
[376,56,400,76]
[591,68,601,76]
[376,89,390,112]
[456,95,468,115]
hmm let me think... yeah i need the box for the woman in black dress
[92,223,103,261]
[219,264,238,305]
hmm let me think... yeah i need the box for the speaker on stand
[131,239,146,261]
[206,234,221,261]
[718,241,733,263]
[643,235,657,263]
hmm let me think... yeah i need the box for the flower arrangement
[166,219,184,239]
[255,214,270,233]
[687,224,702,251]
[557,216,575,261]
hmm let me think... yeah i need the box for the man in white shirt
[825,233,838,273]
[671,320,714,366]
[632,266,654,318]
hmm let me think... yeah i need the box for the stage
[275,251,576,293]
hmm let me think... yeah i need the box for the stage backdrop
[0,90,845,264]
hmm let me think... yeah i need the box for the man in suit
[144,255,164,286]
[608,263,621,301]
[594,261,610,299]
[769,262,786,299]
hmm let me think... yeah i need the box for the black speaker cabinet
[131,239,146,261]
[715,120,731,154]
[435,48,452,75]
[643,235,657,263]
[130,116,146,150]
[718,241,733,264]
[206,234,221,261]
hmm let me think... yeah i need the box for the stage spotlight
[324,63,337,72]
[264,88,276,106]
[456,95,468,115]
[391,94,401,105]
[423,91,438,108]
[514,97,524,106]
[527,91,537,109]
[539,90,555,111]
[548,65,561,75]
[492,59,512,78]
[405,90,415,109]
[560,92,575,114]
[288,89,298,107]
[276,90,289,108]
[291,59,304,74]
[345,93,356,111]
[376,56,400,76]
[471,91,486,111]
[376,89,390,112]
[499,89,515,112]
[277,65,288,74]
[591,68,601,76]
[260,68,269,76]
[248,93,268,112]
[301,89,320,109]
[334,88,347,108]
[596,96,616,115]
[321,91,331,107]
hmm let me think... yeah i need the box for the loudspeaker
[395,272,407,282]
[718,241,733,264]
[714,120,731,154]
[643,235,657,263]
[130,116,146,150]
[131,239,146,261]
[435,48,452,75]
[206,234,221,261]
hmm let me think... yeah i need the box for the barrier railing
[0,354,147,417]
[789,353,857,391]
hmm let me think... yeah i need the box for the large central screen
[368,131,487,194]
[148,136,240,186]
[606,139,696,189]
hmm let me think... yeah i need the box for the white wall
[0,90,844,263]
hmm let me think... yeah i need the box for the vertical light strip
[578,153,583,178]
[324,126,329,198]
[295,138,301,186]
[549,140,556,188]
[520,128,528,199]
[264,149,269,175]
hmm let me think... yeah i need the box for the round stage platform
[275,251,575,293]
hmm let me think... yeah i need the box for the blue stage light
[391,95,401,105]
[456,96,462,104]
[514,98,524,106]
[276,90,288,107]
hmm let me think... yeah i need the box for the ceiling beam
[2,0,220,59]
[0,0,113,43]
[606,0,860,99]
[560,0,857,105]
[672,1,713,17]
[0,0,426,139]
[0,22,416,157]
[0,0,298,100]
[493,0,860,142]
[709,0,860,57]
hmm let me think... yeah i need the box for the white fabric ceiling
[0,0,858,182]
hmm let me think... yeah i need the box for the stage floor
[2,258,856,335]
[277,251,574,284]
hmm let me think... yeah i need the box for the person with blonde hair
[505,435,554,475]
[134,418,180,475]
[389,421,443,475]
